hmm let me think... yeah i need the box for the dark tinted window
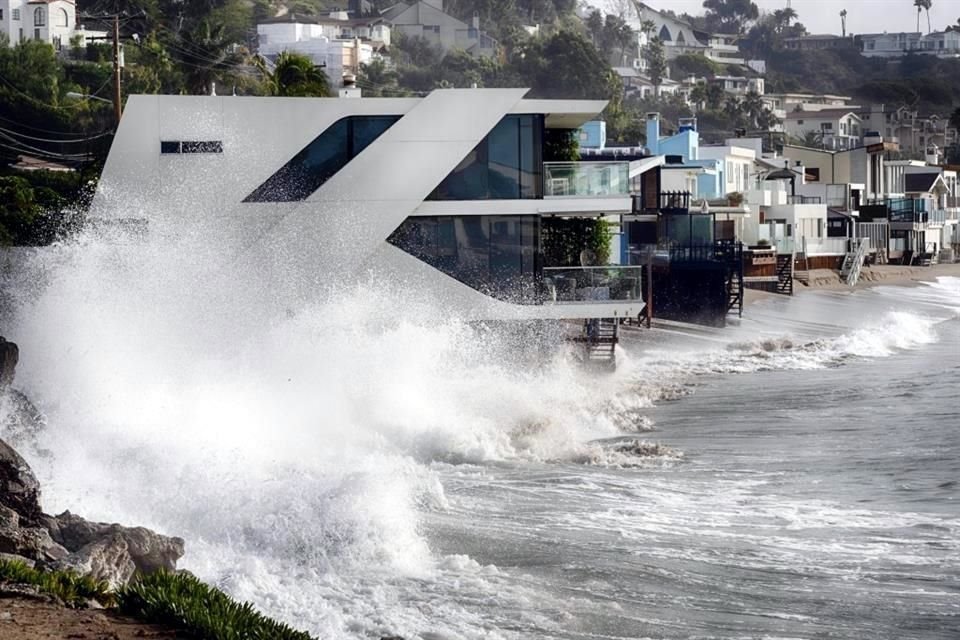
[388,215,541,304]
[429,115,543,201]
[245,116,399,202]
[160,140,223,154]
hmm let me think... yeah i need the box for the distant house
[707,75,764,96]
[629,1,762,70]
[859,104,958,160]
[857,30,960,58]
[1,0,77,50]
[380,0,496,58]
[784,109,862,151]
[784,34,856,51]
[613,66,692,102]
[257,13,386,82]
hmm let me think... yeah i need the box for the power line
[0,125,113,144]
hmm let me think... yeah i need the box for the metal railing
[788,195,822,204]
[543,161,629,197]
[889,210,929,224]
[542,266,644,303]
[928,209,947,225]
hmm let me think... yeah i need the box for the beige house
[381,0,496,58]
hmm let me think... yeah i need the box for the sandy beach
[743,263,960,306]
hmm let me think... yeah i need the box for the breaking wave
[0,232,951,637]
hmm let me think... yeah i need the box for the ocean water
[1,237,958,640]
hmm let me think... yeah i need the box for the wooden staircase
[776,252,794,295]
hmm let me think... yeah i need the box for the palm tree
[913,0,932,33]
[176,19,243,95]
[840,9,848,38]
[689,82,708,113]
[742,90,764,128]
[256,52,331,97]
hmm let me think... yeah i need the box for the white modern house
[1,0,75,49]
[257,15,384,82]
[93,89,649,323]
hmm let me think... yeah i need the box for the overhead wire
[0,125,113,144]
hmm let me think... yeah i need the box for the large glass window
[245,115,399,202]
[388,215,541,303]
[429,115,543,201]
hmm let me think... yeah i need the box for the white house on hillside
[784,109,862,150]
[257,15,383,83]
[858,30,960,58]
[1,0,76,49]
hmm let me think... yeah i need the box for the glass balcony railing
[543,162,629,198]
[542,266,644,303]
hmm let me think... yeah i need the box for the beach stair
[577,318,618,368]
[840,238,868,286]
[776,252,794,295]
[727,271,743,317]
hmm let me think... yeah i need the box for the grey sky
[637,0,959,37]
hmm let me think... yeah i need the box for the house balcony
[630,190,691,216]
[542,266,645,303]
[543,161,629,198]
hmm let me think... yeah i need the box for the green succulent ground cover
[0,560,314,640]
[0,558,113,607]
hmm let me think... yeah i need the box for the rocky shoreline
[1,336,185,589]
[0,335,193,637]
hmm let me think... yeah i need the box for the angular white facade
[93,89,646,322]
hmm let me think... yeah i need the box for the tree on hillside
[173,19,244,94]
[913,0,932,33]
[513,30,620,100]
[256,52,331,97]
[741,89,764,127]
[702,0,759,34]
[949,106,960,132]
[771,7,798,33]
[643,36,667,95]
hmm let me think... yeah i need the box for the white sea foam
[1,233,954,638]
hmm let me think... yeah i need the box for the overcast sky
[636,0,959,36]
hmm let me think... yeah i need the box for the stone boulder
[0,439,42,526]
[0,337,17,388]
[49,511,185,587]
[0,437,184,586]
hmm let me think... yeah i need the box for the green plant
[118,570,314,640]
[0,559,113,607]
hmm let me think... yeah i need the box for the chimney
[646,112,660,155]
[472,12,479,29]
[339,73,362,98]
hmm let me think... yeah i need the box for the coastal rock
[0,437,184,586]
[0,438,42,525]
[51,533,138,587]
[51,511,185,578]
[0,337,17,388]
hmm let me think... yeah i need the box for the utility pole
[112,15,122,125]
